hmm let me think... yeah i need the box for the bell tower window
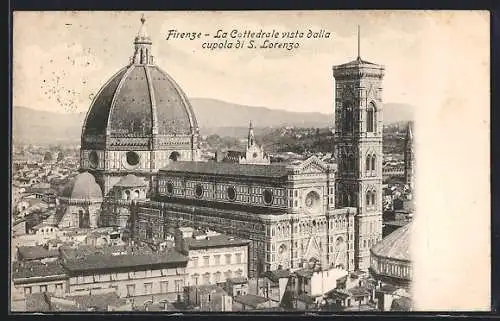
[343,105,353,133]
[367,102,376,133]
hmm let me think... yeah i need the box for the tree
[57,151,64,162]
[43,152,53,162]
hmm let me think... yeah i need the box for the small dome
[371,221,412,262]
[61,172,103,200]
[114,174,148,188]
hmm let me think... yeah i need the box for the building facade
[69,17,386,279]
[59,246,188,301]
[173,228,250,286]
[133,157,355,277]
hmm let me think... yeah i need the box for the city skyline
[10,10,491,312]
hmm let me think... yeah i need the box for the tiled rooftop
[154,196,286,215]
[16,245,59,261]
[227,276,248,285]
[233,294,269,307]
[61,246,188,272]
[25,292,130,312]
[371,221,412,262]
[185,234,250,250]
[160,161,291,178]
[12,260,67,282]
[185,284,227,295]
[265,269,290,282]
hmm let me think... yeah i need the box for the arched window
[348,155,355,171]
[134,190,140,199]
[366,155,371,172]
[125,190,131,200]
[371,192,376,206]
[367,102,376,133]
[366,191,372,206]
[343,104,353,133]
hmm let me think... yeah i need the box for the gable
[304,236,321,261]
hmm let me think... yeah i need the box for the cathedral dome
[61,172,103,201]
[81,16,198,143]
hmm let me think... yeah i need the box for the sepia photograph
[10,11,490,313]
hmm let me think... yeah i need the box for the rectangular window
[144,282,153,295]
[192,257,198,268]
[24,287,32,295]
[225,254,231,265]
[55,283,63,290]
[126,284,136,297]
[235,253,242,264]
[203,256,210,267]
[175,280,183,292]
[39,285,48,293]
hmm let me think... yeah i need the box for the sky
[13,11,486,115]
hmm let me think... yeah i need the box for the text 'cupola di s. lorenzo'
[80,15,201,196]
[333,26,385,271]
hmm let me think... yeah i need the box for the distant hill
[12,98,414,145]
[12,107,86,145]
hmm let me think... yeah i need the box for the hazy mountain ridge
[13,98,414,145]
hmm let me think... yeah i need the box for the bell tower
[333,26,385,270]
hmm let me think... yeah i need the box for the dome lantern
[132,14,154,65]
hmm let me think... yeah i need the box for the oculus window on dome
[169,151,180,162]
[226,186,237,201]
[126,151,141,167]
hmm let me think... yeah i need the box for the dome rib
[154,66,199,132]
[107,65,158,136]
[82,64,200,146]
[81,66,128,138]
[105,64,136,136]
[143,65,159,134]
